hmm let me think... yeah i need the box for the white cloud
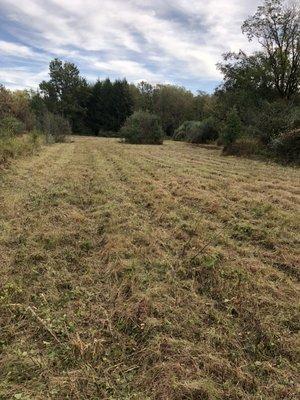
[0,67,48,89]
[92,59,162,82]
[0,40,35,57]
[0,0,262,91]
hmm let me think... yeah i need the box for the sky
[0,0,262,93]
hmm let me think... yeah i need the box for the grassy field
[0,137,299,399]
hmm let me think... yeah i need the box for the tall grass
[0,131,43,166]
[0,112,71,166]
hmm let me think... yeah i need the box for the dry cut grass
[0,137,299,399]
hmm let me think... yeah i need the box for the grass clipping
[0,137,299,399]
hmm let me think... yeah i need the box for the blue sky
[0,0,261,93]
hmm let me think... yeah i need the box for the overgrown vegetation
[174,118,218,143]
[0,132,42,165]
[272,128,300,163]
[221,107,242,150]
[0,84,70,166]
[214,0,300,162]
[36,112,72,144]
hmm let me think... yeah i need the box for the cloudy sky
[0,0,261,93]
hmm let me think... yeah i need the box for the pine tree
[87,78,133,134]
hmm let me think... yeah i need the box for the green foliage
[253,101,294,144]
[152,85,195,135]
[173,118,219,143]
[292,106,300,129]
[0,134,42,165]
[221,137,268,158]
[272,129,300,164]
[87,78,133,134]
[173,121,197,141]
[121,111,164,144]
[1,5,298,166]
[0,84,12,118]
[0,116,24,137]
[37,112,71,143]
[136,81,155,112]
[215,0,300,162]
[33,60,216,138]
[192,118,219,143]
[29,130,41,146]
[30,91,48,116]
[0,86,35,131]
[217,51,274,101]
[39,58,89,132]
[221,107,242,147]
[0,87,43,165]
[242,0,300,100]
[131,83,198,135]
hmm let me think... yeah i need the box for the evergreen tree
[112,79,134,131]
[87,78,133,134]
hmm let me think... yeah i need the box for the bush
[173,118,218,143]
[121,111,163,144]
[0,116,24,137]
[253,101,294,144]
[191,118,219,143]
[222,137,267,157]
[221,107,242,149]
[37,112,71,143]
[291,106,300,129]
[272,129,300,164]
[173,121,196,141]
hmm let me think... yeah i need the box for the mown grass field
[0,137,299,400]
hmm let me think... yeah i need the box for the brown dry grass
[0,137,299,399]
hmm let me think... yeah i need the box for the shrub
[221,107,242,149]
[0,116,24,137]
[173,118,218,143]
[190,117,219,143]
[272,129,300,164]
[173,121,196,141]
[121,111,163,144]
[222,137,267,157]
[29,129,42,146]
[291,106,300,129]
[37,112,71,143]
[253,101,294,144]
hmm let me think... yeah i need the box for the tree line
[31,59,206,137]
[0,0,299,163]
